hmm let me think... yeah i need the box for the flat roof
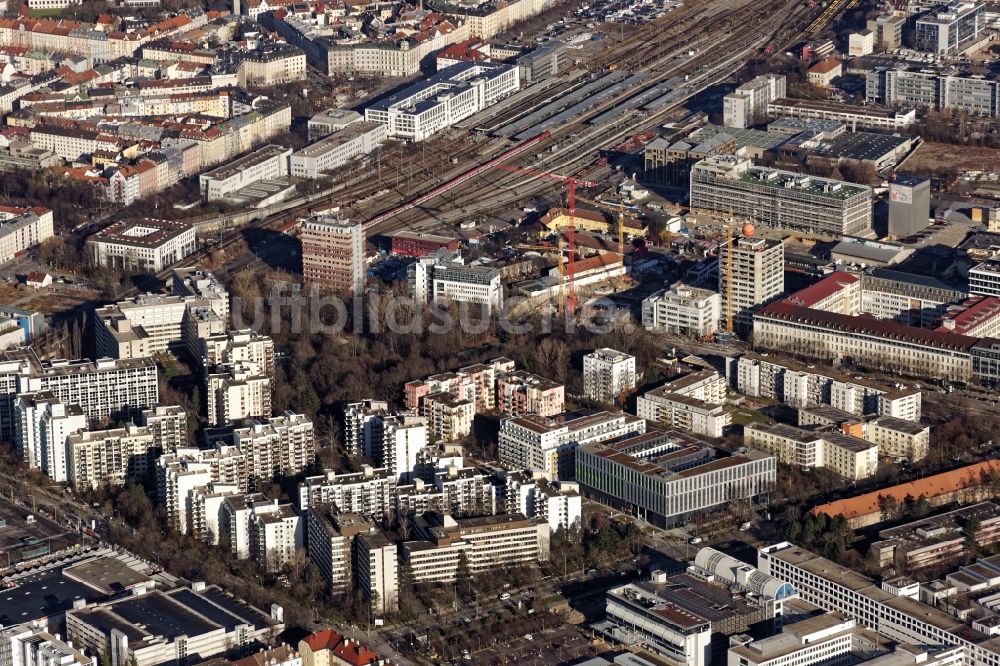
[63,557,151,595]
[201,144,289,181]
[91,217,192,248]
[292,121,384,158]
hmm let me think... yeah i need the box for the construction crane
[725,210,735,335]
[575,195,635,267]
[495,165,596,316]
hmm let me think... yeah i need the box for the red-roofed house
[298,629,393,666]
[782,271,860,314]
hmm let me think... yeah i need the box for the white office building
[641,283,721,337]
[365,62,519,141]
[88,218,196,273]
[408,248,504,311]
[199,145,292,201]
[290,121,387,179]
[583,348,636,404]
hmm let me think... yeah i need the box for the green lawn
[731,409,774,426]
[27,8,64,17]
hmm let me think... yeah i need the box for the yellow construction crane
[515,242,579,316]
[725,210,735,335]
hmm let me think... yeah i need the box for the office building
[290,122,387,179]
[723,74,786,129]
[500,410,646,481]
[408,248,504,312]
[970,260,1000,297]
[690,155,873,236]
[915,1,984,54]
[401,512,549,584]
[729,354,923,420]
[354,529,398,616]
[233,412,314,481]
[744,422,878,480]
[67,424,158,490]
[15,392,86,482]
[753,302,978,381]
[635,370,732,438]
[727,613,964,666]
[758,541,1000,666]
[576,429,776,528]
[66,584,282,666]
[88,218,196,272]
[300,217,365,295]
[718,233,785,335]
[861,269,967,327]
[868,13,906,49]
[199,145,292,201]
[889,176,931,238]
[869,68,1000,116]
[296,466,396,518]
[307,109,362,142]
[602,558,791,666]
[0,206,54,265]
[583,348,636,404]
[849,29,875,56]
[250,499,303,572]
[0,349,158,441]
[641,283,722,337]
[364,62,519,141]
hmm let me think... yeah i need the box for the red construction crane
[495,164,597,316]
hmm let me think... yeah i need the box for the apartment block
[3,626,93,666]
[172,267,230,324]
[354,529,398,616]
[499,410,647,481]
[576,430,776,528]
[15,392,86,481]
[744,422,878,480]
[495,370,564,417]
[0,349,158,442]
[401,512,549,584]
[730,353,922,420]
[718,234,785,334]
[641,283,722,337]
[94,293,225,359]
[342,399,388,457]
[865,416,930,461]
[250,499,303,572]
[691,155,873,236]
[423,393,473,443]
[156,445,248,534]
[206,363,271,426]
[404,357,510,414]
[379,413,428,481]
[67,424,158,490]
[364,62,519,141]
[300,216,365,295]
[306,504,370,592]
[233,412,315,482]
[635,370,731,438]
[583,348,636,404]
[296,465,396,519]
[723,74,786,129]
[500,470,582,531]
[0,206,53,265]
[88,218,196,272]
[139,405,188,453]
[199,329,275,377]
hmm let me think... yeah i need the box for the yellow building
[538,207,646,239]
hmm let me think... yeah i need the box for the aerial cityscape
[3,0,1000,662]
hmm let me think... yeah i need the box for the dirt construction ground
[905,141,1000,174]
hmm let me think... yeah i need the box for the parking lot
[0,495,78,568]
[467,625,606,665]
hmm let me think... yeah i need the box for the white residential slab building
[583,348,636,404]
